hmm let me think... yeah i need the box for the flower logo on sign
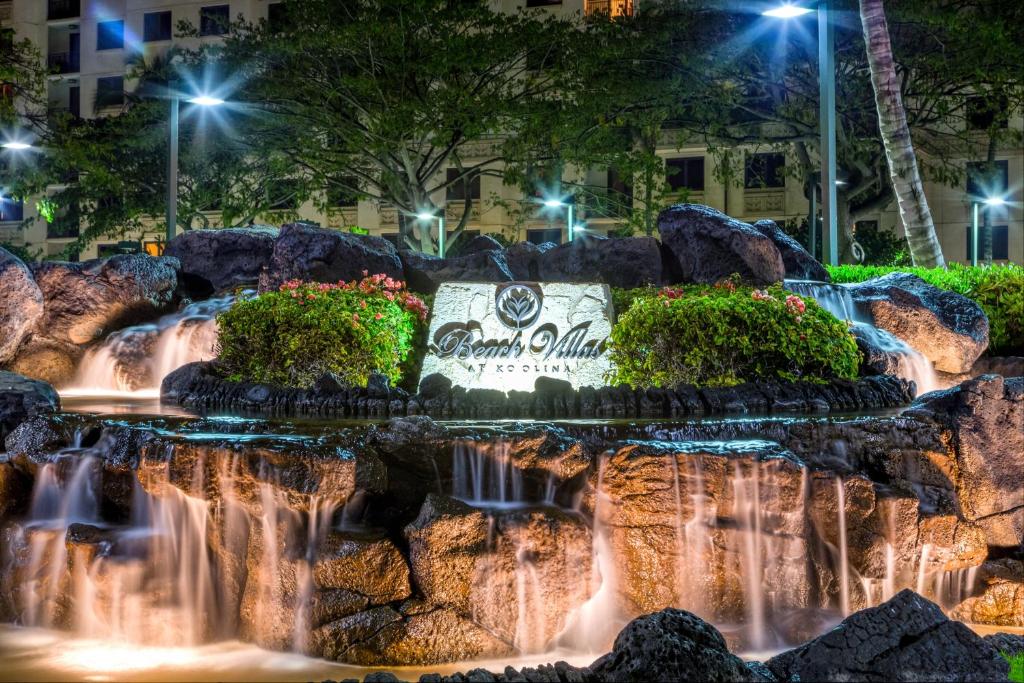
[495,284,542,330]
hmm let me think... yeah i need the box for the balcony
[47,0,80,21]
[47,50,80,75]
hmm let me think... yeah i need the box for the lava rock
[985,632,1024,657]
[398,250,513,295]
[590,608,751,682]
[765,589,1009,682]
[0,248,44,364]
[851,324,915,378]
[952,559,1024,627]
[908,375,1024,548]
[505,241,554,281]
[455,234,505,256]
[6,336,82,387]
[658,204,785,285]
[164,226,278,296]
[259,222,403,292]
[846,272,989,374]
[0,371,60,443]
[537,235,663,289]
[29,254,180,345]
[751,219,829,282]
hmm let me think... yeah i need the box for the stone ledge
[162,362,914,419]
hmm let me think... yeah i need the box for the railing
[47,51,80,74]
[47,0,80,21]
[743,188,786,216]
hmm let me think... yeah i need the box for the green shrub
[1007,653,1024,683]
[826,263,1024,355]
[217,274,428,389]
[608,283,860,388]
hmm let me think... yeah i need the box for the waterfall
[836,478,850,617]
[785,280,939,397]
[732,461,767,650]
[63,295,235,396]
[452,440,525,507]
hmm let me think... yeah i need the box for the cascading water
[63,294,236,397]
[786,280,940,396]
[452,440,525,507]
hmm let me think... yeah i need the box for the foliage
[826,263,1024,354]
[216,274,428,389]
[0,241,42,263]
[852,222,912,266]
[1005,653,1024,683]
[608,283,859,388]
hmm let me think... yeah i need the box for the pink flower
[375,312,383,320]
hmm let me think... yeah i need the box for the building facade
[1,0,1021,263]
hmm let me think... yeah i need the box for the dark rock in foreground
[164,226,278,296]
[399,250,514,295]
[591,608,750,682]
[658,204,785,285]
[765,589,1009,682]
[751,219,829,282]
[537,235,663,290]
[0,371,60,443]
[162,362,914,420]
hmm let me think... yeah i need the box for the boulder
[454,234,504,256]
[765,590,1009,682]
[537,236,663,289]
[164,226,278,296]
[505,241,554,281]
[908,375,1024,548]
[6,336,81,386]
[259,222,403,292]
[985,632,1024,657]
[658,204,785,285]
[0,248,44,364]
[952,559,1024,627]
[852,324,910,377]
[590,608,751,683]
[751,219,829,282]
[30,254,180,345]
[846,272,989,374]
[0,371,60,443]
[398,250,513,295]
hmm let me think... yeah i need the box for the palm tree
[859,0,945,267]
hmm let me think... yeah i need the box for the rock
[404,494,591,648]
[259,222,403,292]
[164,226,278,296]
[908,375,1024,547]
[505,242,554,281]
[590,608,750,683]
[846,272,989,374]
[537,236,663,289]
[417,373,452,399]
[456,234,504,256]
[751,219,829,282]
[851,324,910,377]
[30,254,180,345]
[985,632,1024,656]
[765,589,1009,682]
[398,250,513,295]
[0,371,60,443]
[952,559,1024,627]
[0,461,30,522]
[658,204,785,285]
[6,336,81,386]
[0,248,44,364]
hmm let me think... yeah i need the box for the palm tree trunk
[859,0,945,267]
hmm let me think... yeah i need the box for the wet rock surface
[0,371,60,443]
[164,226,278,296]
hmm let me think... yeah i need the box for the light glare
[983,196,1007,207]
[763,4,814,18]
[188,95,226,107]
[543,199,565,208]
[416,212,435,221]
[2,141,32,150]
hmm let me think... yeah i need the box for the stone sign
[419,282,614,392]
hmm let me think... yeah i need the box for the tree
[859,0,943,267]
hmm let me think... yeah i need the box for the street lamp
[417,211,446,258]
[1,141,32,151]
[167,93,225,243]
[971,195,1007,267]
[542,197,575,242]
[764,1,838,266]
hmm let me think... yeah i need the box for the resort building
[1,0,1021,263]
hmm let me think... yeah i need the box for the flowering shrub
[217,273,428,388]
[608,283,859,388]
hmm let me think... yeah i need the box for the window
[200,5,230,36]
[966,225,1009,261]
[327,179,359,208]
[267,179,300,210]
[144,11,173,42]
[526,0,562,6]
[665,157,704,192]
[0,29,14,55]
[446,169,481,202]
[0,195,24,222]
[966,160,1009,199]
[745,153,786,189]
[96,20,124,50]
[95,76,124,110]
[966,96,1009,131]
[267,3,291,32]
[527,228,562,245]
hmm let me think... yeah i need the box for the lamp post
[417,211,446,257]
[764,2,838,266]
[971,195,1006,267]
[542,198,575,242]
[167,94,225,244]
